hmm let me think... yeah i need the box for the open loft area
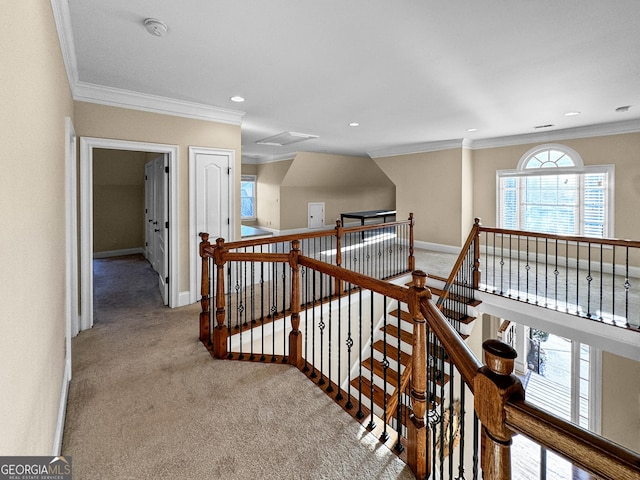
[4,2,640,479]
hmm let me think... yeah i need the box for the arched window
[497,144,614,237]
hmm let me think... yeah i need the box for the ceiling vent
[256,131,318,146]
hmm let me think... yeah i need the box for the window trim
[496,144,615,238]
[241,174,257,221]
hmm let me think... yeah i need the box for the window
[497,144,614,238]
[241,175,256,220]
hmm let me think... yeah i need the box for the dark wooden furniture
[340,209,396,227]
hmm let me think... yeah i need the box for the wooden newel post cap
[483,339,517,376]
[215,237,225,247]
[199,232,209,242]
[291,239,300,250]
[412,270,427,289]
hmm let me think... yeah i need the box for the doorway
[80,137,178,332]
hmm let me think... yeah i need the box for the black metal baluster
[473,411,479,480]
[554,239,559,310]
[259,252,265,361]
[612,247,616,324]
[565,240,569,313]
[492,232,497,293]
[356,287,365,419]
[344,284,352,407]
[271,258,277,362]
[318,271,325,385]
[508,233,512,297]
[587,242,593,318]
[394,299,403,453]
[544,238,549,308]
[310,258,317,378]
[439,335,445,480]
[500,233,505,294]
[367,291,376,431]
[226,263,232,358]
[448,353,455,479]
[381,299,389,443]
[327,284,334,393]
[575,242,580,316]
[535,237,539,305]
[250,253,255,361]
[625,246,630,326]
[282,262,287,362]
[599,244,604,320]
[237,262,244,360]
[302,265,309,370]
[458,376,466,480]
[517,234,521,300]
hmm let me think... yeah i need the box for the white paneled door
[145,154,169,305]
[189,147,233,303]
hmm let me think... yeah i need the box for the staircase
[349,274,480,435]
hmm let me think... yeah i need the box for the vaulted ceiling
[56,0,640,162]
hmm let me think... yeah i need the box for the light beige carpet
[62,255,414,479]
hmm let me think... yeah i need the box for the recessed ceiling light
[230,96,245,103]
[615,105,631,113]
[564,111,581,116]
[466,128,478,132]
[349,122,360,127]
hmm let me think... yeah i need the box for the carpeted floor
[62,254,415,479]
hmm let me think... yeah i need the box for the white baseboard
[178,291,193,307]
[93,247,144,259]
[414,240,461,255]
[52,359,71,456]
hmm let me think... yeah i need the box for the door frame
[188,146,235,303]
[79,137,179,331]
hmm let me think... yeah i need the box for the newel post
[288,240,303,368]
[199,233,212,345]
[407,270,430,480]
[474,339,524,480]
[212,237,228,359]
[334,220,343,294]
[473,217,482,290]
[408,212,415,272]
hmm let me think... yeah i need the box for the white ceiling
[58,0,640,162]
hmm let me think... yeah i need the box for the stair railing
[476,223,640,331]
[199,228,640,480]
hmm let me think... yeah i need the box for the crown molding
[50,0,244,125]
[73,82,244,125]
[368,138,465,158]
[468,119,640,150]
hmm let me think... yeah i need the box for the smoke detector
[144,18,168,37]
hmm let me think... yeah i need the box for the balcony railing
[197,218,640,479]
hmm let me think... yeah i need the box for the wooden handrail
[437,217,481,304]
[479,224,640,249]
[298,255,410,303]
[505,400,640,480]
[210,218,413,252]
[420,298,483,392]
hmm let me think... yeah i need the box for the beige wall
[0,0,74,454]
[472,133,640,240]
[249,153,396,231]
[601,352,640,452]
[255,160,292,230]
[375,148,465,246]
[74,102,242,292]
[93,149,148,253]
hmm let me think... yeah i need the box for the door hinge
[227,167,231,174]
[165,276,169,284]
[145,242,148,246]
[145,175,147,180]
[227,218,230,225]
[165,221,169,228]
[165,166,169,173]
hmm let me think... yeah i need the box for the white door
[308,202,325,229]
[153,155,169,305]
[144,160,154,261]
[192,149,231,299]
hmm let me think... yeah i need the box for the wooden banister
[288,240,302,368]
[199,233,211,345]
[505,401,640,480]
[212,237,228,359]
[420,299,482,391]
